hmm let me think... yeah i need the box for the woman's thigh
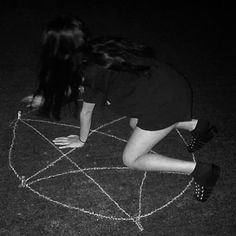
[123,124,176,164]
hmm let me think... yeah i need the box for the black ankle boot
[187,119,218,153]
[190,162,220,202]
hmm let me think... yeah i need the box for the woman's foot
[187,119,218,153]
[191,162,220,202]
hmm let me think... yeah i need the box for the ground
[0,2,235,236]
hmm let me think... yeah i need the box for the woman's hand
[21,94,45,108]
[52,135,85,149]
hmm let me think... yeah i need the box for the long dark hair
[35,15,90,120]
[35,15,156,120]
[88,37,156,76]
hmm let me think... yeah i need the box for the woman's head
[42,15,90,60]
[36,15,90,120]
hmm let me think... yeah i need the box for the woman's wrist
[79,138,86,144]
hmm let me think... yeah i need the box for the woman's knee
[129,118,138,129]
[123,125,175,168]
[122,151,137,169]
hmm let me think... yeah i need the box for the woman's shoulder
[84,62,105,74]
[82,62,108,85]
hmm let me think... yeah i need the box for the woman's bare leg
[123,124,196,174]
[176,119,198,131]
[129,118,138,129]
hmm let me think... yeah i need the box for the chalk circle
[9,113,195,231]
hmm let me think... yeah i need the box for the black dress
[82,59,192,131]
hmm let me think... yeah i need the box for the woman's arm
[52,101,95,149]
[79,102,96,142]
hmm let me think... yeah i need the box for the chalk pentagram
[8,111,195,231]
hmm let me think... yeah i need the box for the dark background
[0,1,235,235]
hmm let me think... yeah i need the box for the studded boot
[190,162,220,202]
[187,119,218,153]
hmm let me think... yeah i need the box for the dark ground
[0,1,235,235]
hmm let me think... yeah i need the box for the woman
[33,15,220,202]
